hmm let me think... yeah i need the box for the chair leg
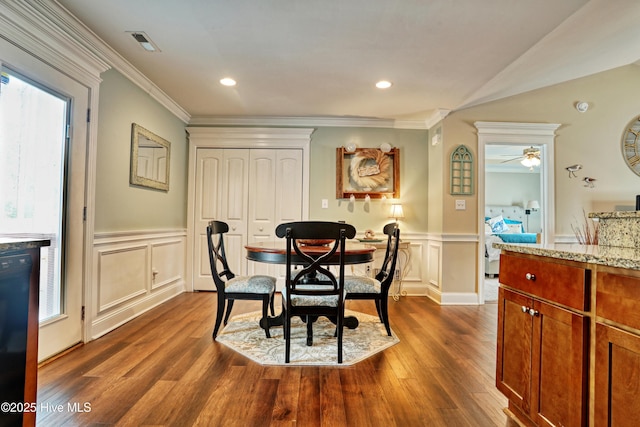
[337,312,343,364]
[380,297,392,336]
[212,296,226,339]
[223,299,235,325]
[306,316,313,346]
[284,308,291,363]
[269,293,275,316]
[375,299,384,323]
[261,295,271,338]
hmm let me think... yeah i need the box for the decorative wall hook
[565,164,582,178]
[582,177,596,188]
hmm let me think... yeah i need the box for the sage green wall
[443,64,640,237]
[308,127,428,235]
[94,69,188,232]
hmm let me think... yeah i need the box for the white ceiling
[57,0,640,124]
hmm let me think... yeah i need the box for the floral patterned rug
[216,309,399,366]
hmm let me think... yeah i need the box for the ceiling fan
[500,146,541,170]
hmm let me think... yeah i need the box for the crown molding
[0,0,109,86]
[189,115,395,128]
[424,109,451,129]
[189,115,434,130]
[0,0,190,123]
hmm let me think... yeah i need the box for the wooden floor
[36,293,508,426]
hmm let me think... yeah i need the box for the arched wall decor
[450,144,474,195]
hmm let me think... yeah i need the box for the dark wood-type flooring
[36,293,508,426]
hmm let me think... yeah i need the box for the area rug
[216,309,399,366]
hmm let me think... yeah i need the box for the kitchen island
[494,215,640,427]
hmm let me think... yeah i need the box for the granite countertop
[588,211,640,219]
[493,242,640,271]
[0,237,51,255]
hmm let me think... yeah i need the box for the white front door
[0,41,88,361]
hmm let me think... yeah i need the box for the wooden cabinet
[594,267,640,427]
[497,253,589,427]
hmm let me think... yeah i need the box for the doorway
[475,122,560,304]
[0,45,89,361]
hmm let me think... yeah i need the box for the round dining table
[245,240,376,265]
[245,240,377,338]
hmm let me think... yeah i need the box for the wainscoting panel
[427,241,442,289]
[151,239,184,290]
[90,230,186,340]
[97,244,148,312]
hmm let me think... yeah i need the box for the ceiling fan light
[521,157,533,167]
[220,77,237,87]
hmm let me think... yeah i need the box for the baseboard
[90,280,185,340]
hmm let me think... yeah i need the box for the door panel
[222,150,249,275]
[194,149,222,290]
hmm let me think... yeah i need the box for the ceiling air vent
[127,31,160,52]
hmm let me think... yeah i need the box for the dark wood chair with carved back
[207,220,276,339]
[275,221,356,364]
[345,222,400,336]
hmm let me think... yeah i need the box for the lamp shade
[389,203,404,220]
[527,200,540,210]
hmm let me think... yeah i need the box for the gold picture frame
[336,147,400,199]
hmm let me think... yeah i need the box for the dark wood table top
[245,240,375,265]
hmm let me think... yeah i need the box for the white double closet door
[193,148,303,291]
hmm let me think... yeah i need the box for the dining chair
[275,221,356,363]
[206,220,276,339]
[345,222,400,336]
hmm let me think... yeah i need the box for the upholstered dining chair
[275,221,356,364]
[345,222,400,336]
[206,220,276,339]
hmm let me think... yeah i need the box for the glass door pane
[0,69,68,321]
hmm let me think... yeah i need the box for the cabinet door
[497,287,534,413]
[221,150,250,275]
[595,323,640,427]
[193,148,223,290]
[531,299,588,427]
[247,149,303,283]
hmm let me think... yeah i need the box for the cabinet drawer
[499,252,589,311]
[597,269,640,330]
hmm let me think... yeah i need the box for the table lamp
[389,203,404,223]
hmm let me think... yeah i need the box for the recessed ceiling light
[220,77,237,87]
[376,80,392,89]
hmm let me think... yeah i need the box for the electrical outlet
[321,199,328,209]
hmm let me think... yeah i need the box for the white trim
[94,229,187,242]
[475,121,560,304]
[188,115,432,130]
[424,109,452,130]
[425,233,479,242]
[0,0,108,85]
